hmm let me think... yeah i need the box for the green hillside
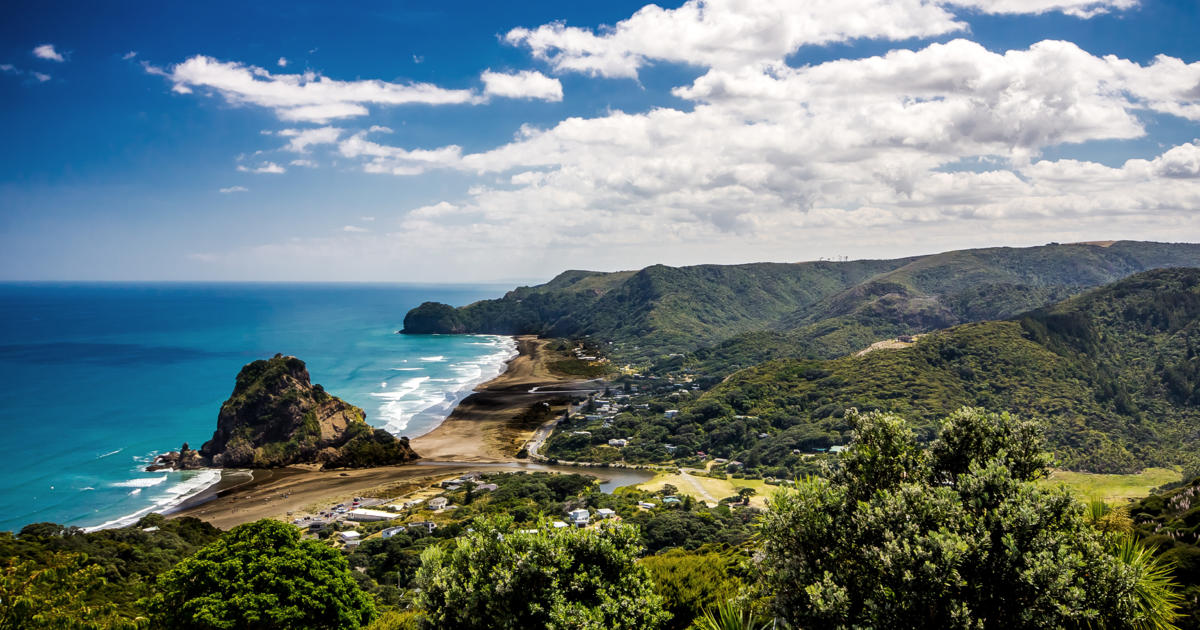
[403,241,1200,363]
[555,268,1200,474]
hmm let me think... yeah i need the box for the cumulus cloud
[337,131,463,175]
[503,0,1136,79]
[342,225,369,232]
[219,185,249,193]
[277,57,288,67]
[149,55,482,122]
[945,0,1138,18]
[278,126,342,152]
[318,37,1199,266]
[237,162,286,174]
[481,69,563,101]
[1151,142,1200,179]
[290,159,318,167]
[33,44,65,62]
[122,51,138,60]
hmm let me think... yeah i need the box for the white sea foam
[97,448,123,459]
[112,476,168,488]
[86,469,222,532]
[390,367,422,371]
[420,355,446,362]
[374,335,518,437]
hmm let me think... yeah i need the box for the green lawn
[1042,467,1180,503]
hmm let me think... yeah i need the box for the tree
[143,519,375,630]
[735,488,755,505]
[758,408,1182,629]
[0,552,142,630]
[414,516,668,630]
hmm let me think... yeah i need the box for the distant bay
[0,282,513,532]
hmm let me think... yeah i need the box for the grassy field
[637,467,1178,509]
[638,472,778,508]
[1042,467,1180,503]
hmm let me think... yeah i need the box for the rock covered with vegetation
[151,355,418,470]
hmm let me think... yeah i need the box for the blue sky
[2,0,1198,282]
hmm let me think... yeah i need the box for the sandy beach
[170,335,601,530]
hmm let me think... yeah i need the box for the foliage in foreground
[0,552,146,630]
[142,519,375,630]
[413,515,669,630]
[758,408,1183,629]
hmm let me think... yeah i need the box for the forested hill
[402,241,1200,362]
[696,268,1200,473]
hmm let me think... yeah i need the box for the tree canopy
[142,519,375,630]
[758,408,1182,629]
[414,515,669,630]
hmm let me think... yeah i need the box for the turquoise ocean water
[0,283,514,532]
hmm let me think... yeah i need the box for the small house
[595,508,616,519]
[429,497,449,510]
[608,438,627,447]
[408,521,437,534]
[568,508,590,527]
[338,531,361,545]
[380,526,407,539]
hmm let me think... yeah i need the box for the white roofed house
[338,531,361,546]
[429,497,449,510]
[346,508,395,522]
[568,508,590,527]
[380,526,407,539]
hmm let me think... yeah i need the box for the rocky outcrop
[149,355,419,470]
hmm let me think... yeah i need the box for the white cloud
[278,126,342,152]
[122,51,138,60]
[945,0,1138,18]
[309,38,1199,269]
[504,0,1138,79]
[219,185,249,193]
[33,44,65,62]
[237,162,286,174]
[151,55,482,122]
[481,69,563,101]
[343,225,369,232]
[337,131,463,175]
[1151,142,1200,179]
[278,57,288,67]
[361,216,376,222]
[290,159,318,167]
[1,64,51,83]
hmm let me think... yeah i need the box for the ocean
[0,283,515,533]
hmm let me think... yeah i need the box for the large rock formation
[149,355,418,470]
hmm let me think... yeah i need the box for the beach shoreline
[168,335,603,530]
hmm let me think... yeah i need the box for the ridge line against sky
[1,0,1198,282]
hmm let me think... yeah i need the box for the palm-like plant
[1112,534,1184,630]
[691,600,771,630]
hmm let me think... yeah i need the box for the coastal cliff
[149,354,418,470]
